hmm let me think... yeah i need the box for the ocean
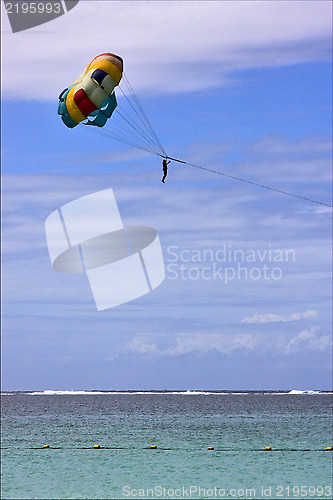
[1,391,332,500]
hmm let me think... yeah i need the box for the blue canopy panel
[58,85,78,128]
[83,93,118,127]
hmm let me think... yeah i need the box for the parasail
[58,53,123,128]
[55,54,332,205]
[57,52,168,158]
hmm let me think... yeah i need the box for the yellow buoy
[265,446,272,451]
[43,444,49,448]
[93,444,100,449]
[151,444,157,449]
[207,446,214,450]
[326,446,332,451]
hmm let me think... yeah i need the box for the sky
[1,0,332,391]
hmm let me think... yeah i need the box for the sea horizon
[2,388,333,395]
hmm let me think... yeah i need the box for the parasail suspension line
[120,73,167,158]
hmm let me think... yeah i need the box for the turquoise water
[1,392,332,499]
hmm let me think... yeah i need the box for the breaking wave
[3,389,329,396]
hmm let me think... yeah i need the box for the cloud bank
[2,1,332,99]
[241,310,319,324]
[114,327,331,359]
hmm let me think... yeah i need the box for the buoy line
[17,446,332,452]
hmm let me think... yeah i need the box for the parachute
[58,53,123,128]
[57,52,167,157]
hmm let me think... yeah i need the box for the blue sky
[1,1,332,391]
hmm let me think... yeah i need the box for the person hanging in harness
[161,158,170,183]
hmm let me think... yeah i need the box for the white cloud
[112,325,332,359]
[241,310,319,324]
[286,328,315,352]
[115,332,261,357]
[118,335,160,355]
[166,333,260,355]
[1,1,331,99]
[285,327,331,354]
[249,136,333,159]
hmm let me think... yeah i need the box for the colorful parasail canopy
[58,53,123,128]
